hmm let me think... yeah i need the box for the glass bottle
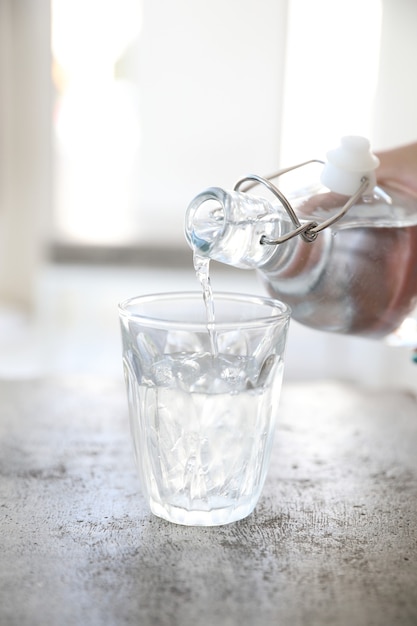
[185,136,417,349]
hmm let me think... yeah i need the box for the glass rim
[118,290,291,330]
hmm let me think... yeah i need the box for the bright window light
[51,0,142,245]
[280,0,383,165]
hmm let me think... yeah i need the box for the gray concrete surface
[0,377,416,626]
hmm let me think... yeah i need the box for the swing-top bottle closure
[186,136,417,352]
[233,135,380,246]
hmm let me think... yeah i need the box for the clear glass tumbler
[119,291,291,526]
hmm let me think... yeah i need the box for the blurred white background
[1,0,417,388]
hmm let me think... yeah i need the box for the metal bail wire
[233,160,371,246]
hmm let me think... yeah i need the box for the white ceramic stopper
[320,136,380,196]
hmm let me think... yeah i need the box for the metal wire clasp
[233,160,371,246]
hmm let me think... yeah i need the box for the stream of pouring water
[193,252,218,355]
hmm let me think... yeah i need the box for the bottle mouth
[185,187,227,255]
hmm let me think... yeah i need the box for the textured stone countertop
[1,377,416,626]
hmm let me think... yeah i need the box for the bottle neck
[185,187,293,270]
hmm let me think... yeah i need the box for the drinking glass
[119,291,290,526]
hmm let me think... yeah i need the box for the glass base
[149,497,257,526]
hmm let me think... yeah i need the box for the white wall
[372,0,417,149]
[280,0,417,161]
[280,0,383,164]
[136,0,289,245]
